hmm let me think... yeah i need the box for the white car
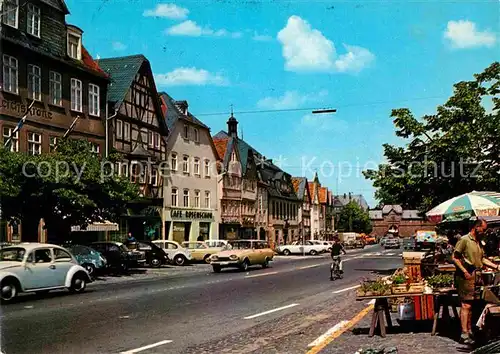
[309,240,330,253]
[276,241,324,256]
[0,243,91,303]
[152,240,192,266]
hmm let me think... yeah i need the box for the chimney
[349,192,352,200]
[343,193,347,199]
[227,112,238,138]
[174,100,188,115]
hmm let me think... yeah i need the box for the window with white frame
[2,0,18,28]
[182,155,189,174]
[194,158,200,175]
[183,189,189,207]
[27,132,42,155]
[231,150,237,161]
[194,190,200,208]
[123,122,130,140]
[49,71,62,106]
[70,78,82,112]
[67,33,81,60]
[27,4,41,37]
[90,143,100,154]
[116,120,123,139]
[183,125,188,139]
[49,136,58,152]
[2,55,18,94]
[149,167,158,186]
[204,159,210,177]
[194,128,199,143]
[154,132,160,149]
[171,153,178,171]
[28,64,41,101]
[171,188,178,207]
[119,162,129,177]
[2,127,18,152]
[204,191,210,209]
[88,84,100,116]
[148,131,153,148]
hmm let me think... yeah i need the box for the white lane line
[120,340,173,354]
[386,252,395,256]
[308,320,350,347]
[298,264,322,270]
[243,303,299,320]
[332,285,360,294]
[366,299,376,305]
[245,271,279,278]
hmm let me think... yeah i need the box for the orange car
[364,235,377,245]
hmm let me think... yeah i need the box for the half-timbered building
[98,55,168,240]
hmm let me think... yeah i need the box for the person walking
[452,218,500,344]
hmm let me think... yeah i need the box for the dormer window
[67,25,83,60]
[2,0,18,29]
[27,4,41,38]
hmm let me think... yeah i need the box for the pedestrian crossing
[360,251,403,257]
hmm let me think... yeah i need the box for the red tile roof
[319,187,328,204]
[213,138,229,161]
[308,182,315,200]
[159,95,168,117]
[291,177,302,194]
[82,46,107,75]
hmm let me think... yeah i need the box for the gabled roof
[308,182,316,202]
[369,210,383,220]
[41,0,70,14]
[382,205,403,214]
[213,138,229,162]
[82,47,106,75]
[213,130,261,175]
[319,187,328,204]
[159,92,209,131]
[97,55,146,105]
[292,177,311,203]
[334,194,369,210]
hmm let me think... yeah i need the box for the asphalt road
[0,245,403,354]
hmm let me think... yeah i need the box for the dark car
[66,244,107,275]
[90,241,146,272]
[124,240,169,268]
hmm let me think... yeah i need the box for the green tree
[364,62,500,212]
[337,201,372,234]
[0,139,139,241]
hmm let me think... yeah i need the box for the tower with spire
[227,106,238,138]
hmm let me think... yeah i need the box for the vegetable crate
[414,295,434,320]
[392,283,425,294]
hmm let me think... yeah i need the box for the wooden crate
[392,283,425,294]
[406,265,422,282]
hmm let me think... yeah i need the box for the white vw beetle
[0,243,92,302]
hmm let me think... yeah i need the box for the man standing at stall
[452,218,500,344]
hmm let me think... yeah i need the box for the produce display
[357,278,391,296]
[425,274,454,289]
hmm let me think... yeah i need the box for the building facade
[307,173,335,240]
[369,205,436,237]
[0,0,109,243]
[292,177,312,241]
[98,55,168,240]
[159,92,220,243]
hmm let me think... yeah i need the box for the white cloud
[444,20,496,49]
[165,20,242,38]
[155,67,228,86]
[143,4,189,19]
[257,90,328,109]
[111,41,127,51]
[252,32,273,41]
[301,114,348,132]
[277,15,374,73]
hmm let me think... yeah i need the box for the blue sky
[66,0,498,208]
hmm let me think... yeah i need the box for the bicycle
[330,256,343,281]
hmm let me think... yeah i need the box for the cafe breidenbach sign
[171,209,214,220]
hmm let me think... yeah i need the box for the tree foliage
[0,139,139,239]
[337,201,372,234]
[364,62,500,212]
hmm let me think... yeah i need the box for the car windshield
[0,247,26,262]
[228,241,252,249]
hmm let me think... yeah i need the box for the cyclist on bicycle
[330,237,347,279]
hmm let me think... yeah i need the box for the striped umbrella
[426,191,500,223]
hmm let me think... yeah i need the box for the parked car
[0,243,91,302]
[364,235,377,245]
[276,241,324,256]
[205,240,232,250]
[380,236,388,246]
[210,240,274,272]
[152,240,192,266]
[90,242,146,271]
[124,241,168,268]
[402,236,416,250]
[384,237,401,249]
[309,240,330,253]
[65,244,107,275]
[181,241,224,263]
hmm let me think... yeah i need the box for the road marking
[298,264,322,270]
[308,320,350,347]
[306,304,375,354]
[386,252,395,256]
[243,303,299,320]
[366,299,376,305]
[245,271,279,278]
[119,315,130,319]
[332,285,360,294]
[120,340,173,353]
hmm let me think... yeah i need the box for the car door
[23,248,58,289]
[164,242,178,259]
[51,248,74,287]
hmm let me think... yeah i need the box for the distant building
[334,193,369,211]
[292,177,312,241]
[369,205,436,237]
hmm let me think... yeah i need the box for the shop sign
[1,99,53,119]
[171,209,213,220]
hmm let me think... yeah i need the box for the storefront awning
[71,222,119,232]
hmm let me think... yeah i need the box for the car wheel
[83,263,96,275]
[174,255,186,266]
[240,259,250,271]
[212,265,222,273]
[150,258,162,268]
[0,279,18,303]
[203,255,212,264]
[69,273,87,293]
[262,258,269,268]
[310,250,318,256]
[283,249,291,256]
